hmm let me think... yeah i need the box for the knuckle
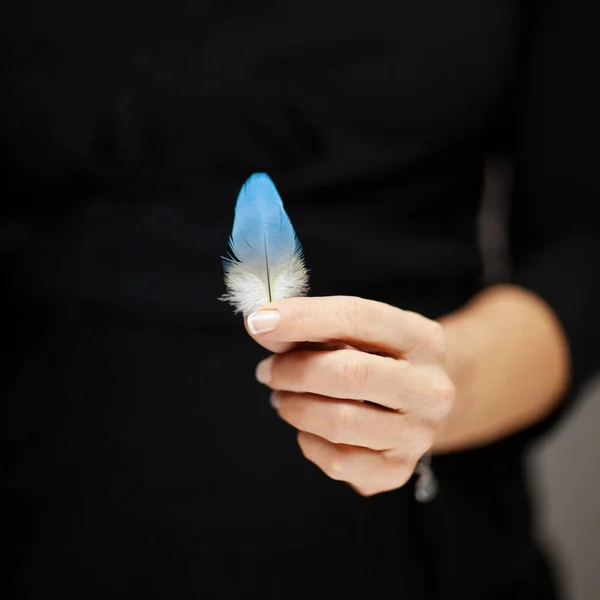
[329,403,358,443]
[296,302,316,333]
[336,297,376,341]
[426,321,447,357]
[324,450,348,481]
[381,448,400,464]
[341,296,369,324]
[337,353,369,391]
[430,378,456,419]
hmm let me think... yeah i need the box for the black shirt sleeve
[509,0,600,402]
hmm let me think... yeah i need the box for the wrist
[431,284,570,453]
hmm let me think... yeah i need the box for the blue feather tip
[220,173,309,314]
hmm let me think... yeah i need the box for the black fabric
[1,0,597,598]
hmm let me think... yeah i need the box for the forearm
[432,284,571,453]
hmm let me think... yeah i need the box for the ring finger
[274,391,431,457]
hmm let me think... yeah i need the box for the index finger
[246,296,430,358]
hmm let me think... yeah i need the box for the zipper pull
[414,454,438,503]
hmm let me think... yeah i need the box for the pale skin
[246,284,570,497]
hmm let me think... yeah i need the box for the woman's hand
[246,296,455,497]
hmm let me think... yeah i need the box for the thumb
[244,309,294,353]
[245,307,351,354]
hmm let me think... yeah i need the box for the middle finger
[258,348,414,409]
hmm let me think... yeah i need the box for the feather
[220,172,309,314]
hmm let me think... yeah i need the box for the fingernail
[270,391,281,409]
[247,310,280,335]
[255,357,272,384]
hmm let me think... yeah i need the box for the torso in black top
[0,1,562,598]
